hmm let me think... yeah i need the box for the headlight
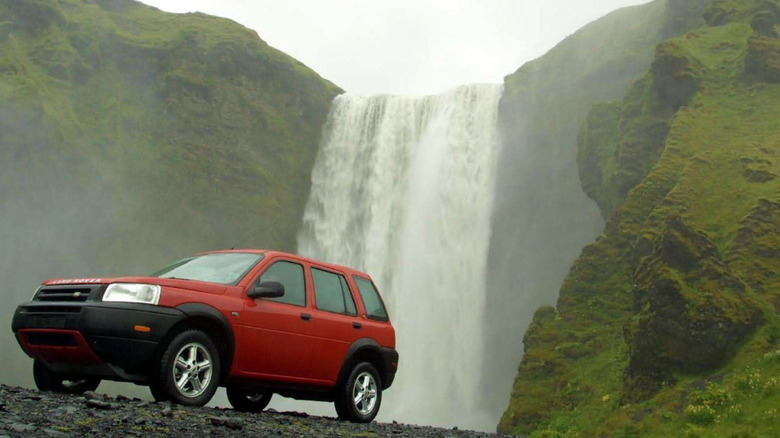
[103,283,161,305]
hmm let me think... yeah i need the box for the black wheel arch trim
[337,338,397,390]
[171,303,235,379]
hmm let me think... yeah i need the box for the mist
[0,0,335,399]
[1,0,673,432]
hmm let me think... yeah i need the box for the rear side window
[256,261,306,307]
[353,276,388,321]
[312,268,357,315]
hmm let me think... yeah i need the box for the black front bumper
[12,301,185,379]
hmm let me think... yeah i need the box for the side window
[312,268,357,315]
[255,261,306,307]
[339,276,357,315]
[353,276,388,321]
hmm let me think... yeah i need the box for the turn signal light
[134,325,151,333]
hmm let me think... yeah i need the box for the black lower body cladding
[380,347,399,389]
[12,302,185,379]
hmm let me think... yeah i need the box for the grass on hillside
[501,10,780,437]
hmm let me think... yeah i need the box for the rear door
[350,275,395,347]
[237,258,318,380]
[307,266,363,382]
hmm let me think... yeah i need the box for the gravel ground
[0,385,515,437]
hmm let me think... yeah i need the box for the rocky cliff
[0,0,340,385]
[499,0,780,436]
[483,0,709,418]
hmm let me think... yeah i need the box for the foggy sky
[142,0,651,95]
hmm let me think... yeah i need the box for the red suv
[11,250,398,422]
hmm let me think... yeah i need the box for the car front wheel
[334,361,382,423]
[152,329,221,406]
[226,385,273,412]
[33,360,101,394]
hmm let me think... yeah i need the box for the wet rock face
[651,42,702,110]
[728,198,780,304]
[744,35,780,83]
[0,385,509,438]
[624,215,763,400]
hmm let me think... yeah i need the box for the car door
[307,266,364,382]
[237,258,317,380]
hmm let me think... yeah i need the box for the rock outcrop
[624,215,763,400]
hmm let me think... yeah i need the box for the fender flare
[173,303,236,378]
[336,338,386,388]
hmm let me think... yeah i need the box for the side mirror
[248,281,285,299]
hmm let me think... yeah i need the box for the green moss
[502,2,780,436]
[0,0,341,278]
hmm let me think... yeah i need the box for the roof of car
[201,249,372,278]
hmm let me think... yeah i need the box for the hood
[43,276,228,295]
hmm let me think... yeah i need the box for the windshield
[151,253,264,285]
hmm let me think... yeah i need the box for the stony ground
[0,385,514,437]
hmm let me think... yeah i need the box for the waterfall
[297,84,503,430]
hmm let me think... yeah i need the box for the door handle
[353,322,362,329]
[301,313,312,321]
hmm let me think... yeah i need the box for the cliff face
[483,0,709,418]
[0,0,340,385]
[500,0,780,436]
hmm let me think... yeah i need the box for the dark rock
[728,198,780,298]
[624,215,763,400]
[651,42,702,110]
[57,406,79,416]
[86,399,114,410]
[83,391,103,401]
[662,0,709,37]
[208,416,243,430]
[743,167,777,183]
[744,35,780,83]
[115,394,130,402]
[9,423,36,433]
[751,2,779,38]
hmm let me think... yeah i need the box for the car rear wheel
[334,361,382,423]
[152,329,221,406]
[33,360,100,394]
[226,385,273,412]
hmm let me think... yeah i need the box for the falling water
[297,84,503,430]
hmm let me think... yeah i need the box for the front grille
[25,306,82,314]
[34,285,101,303]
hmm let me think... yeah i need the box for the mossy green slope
[0,0,340,258]
[0,0,339,384]
[500,1,780,436]
[484,0,709,415]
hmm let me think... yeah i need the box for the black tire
[226,385,273,412]
[152,329,221,406]
[148,380,169,402]
[334,362,382,423]
[33,360,100,394]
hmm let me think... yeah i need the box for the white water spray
[297,84,503,430]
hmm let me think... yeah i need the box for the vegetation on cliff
[484,0,709,417]
[0,0,340,384]
[500,0,780,436]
